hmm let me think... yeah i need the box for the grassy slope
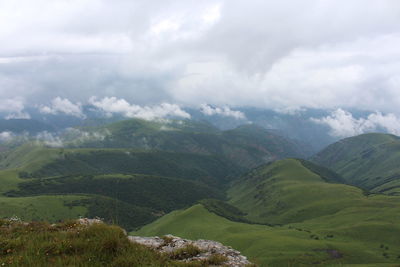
[0,168,92,223]
[0,145,225,229]
[312,133,400,194]
[137,159,400,266]
[8,173,222,213]
[0,219,192,267]
[0,143,61,172]
[135,204,400,266]
[1,144,241,187]
[227,159,364,224]
[79,118,309,169]
[0,195,88,222]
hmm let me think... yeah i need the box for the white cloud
[200,104,246,119]
[0,131,14,142]
[0,0,400,114]
[63,128,109,146]
[311,109,400,138]
[35,131,64,147]
[89,96,191,120]
[39,97,84,118]
[0,98,30,119]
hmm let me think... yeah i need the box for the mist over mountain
[1,1,400,266]
[2,102,400,152]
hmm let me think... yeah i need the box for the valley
[1,118,400,266]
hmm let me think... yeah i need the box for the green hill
[135,203,400,266]
[76,118,309,169]
[137,159,400,266]
[227,159,361,225]
[0,219,198,266]
[7,173,222,215]
[0,144,241,187]
[0,144,229,230]
[312,133,400,195]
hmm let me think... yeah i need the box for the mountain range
[1,117,400,265]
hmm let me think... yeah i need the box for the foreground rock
[129,234,253,266]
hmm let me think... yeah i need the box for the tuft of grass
[170,244,203,260]
[161,235,175,246]
[0,219,192,266]
[205,254,228,265]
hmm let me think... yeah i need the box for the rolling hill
[312,133,400,195]
[137,159,400,265]
[0,144,231,230]
[75,118,310,169]
[227,159,359,225]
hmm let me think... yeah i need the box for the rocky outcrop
[76,217,103,226]
[128,234,253,266]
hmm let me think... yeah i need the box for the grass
[7,173,222,214]
[0,169,23,194]
[0,219,194,267]
[78,117,308,169]
[227,159,366,224]
[134,204,400,266]
[0,195,88,222]
[205,254,228,265]
[136,159,400,266]
[1,145,242,187]
[170,244,203,260]
[312,133,400,193]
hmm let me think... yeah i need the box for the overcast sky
[1,0,400,116]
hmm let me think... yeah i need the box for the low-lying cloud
[200,104,246,119]
[0,98,30,119]
[0,131,14,142]
[35,131,64,147]
[1,1,400,114]
[39,97,84,118]
[312,109,400,138]
[89,96,191,120]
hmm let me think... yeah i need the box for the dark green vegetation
[137,159,400,266]
[0,118,306,231]
[0,219,202,267]
[0,147,226,230]
[77,118,309,168]
[199,199,252,224]
[1,144,242,186]
[8,174,221,226]
[2,117,400,266]
[313,133,400,195]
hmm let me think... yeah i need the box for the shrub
[206,254,228,265]
[170,244,203,260]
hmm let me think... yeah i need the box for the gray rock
[129,234,253,266]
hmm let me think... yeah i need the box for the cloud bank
[0,1,400,114]
[39,97,84,118]
[200,104,246,119]
[89,97,191,120]
[312,109,400,138]
[0,131,14,142]
[0,98,30,119]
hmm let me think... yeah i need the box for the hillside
[0,144,241,185]
[76,118,310,169]
[227,159,360,224]
[0,119,55,134]
[0,218,237,267]
[312,133,400,195]
[137,159,400,265]
[7,173,222,216]
[0,145,229,230]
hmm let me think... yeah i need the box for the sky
[1,0,400,130]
